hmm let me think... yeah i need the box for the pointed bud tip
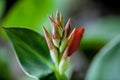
[49,16,53,21]
[56,10,60,15]
[68,18,71,23]
[74,27,85,36]
[65,18,71,28]
[79,27,85,33]
[67,27,85,57]
[64,18,71,37]
[43,26,48,34]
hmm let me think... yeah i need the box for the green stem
[53,65,67,80]
[54,66,60,80]
[60,74,67,80]
[53,64,67,80]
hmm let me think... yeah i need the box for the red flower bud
[67,27,85,56]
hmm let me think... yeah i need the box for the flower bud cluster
[43,11,84,75]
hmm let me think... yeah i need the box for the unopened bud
[60,12,64,27]
[56,10,60,26]
[43,27,55,50]
[58,27,63,38]
[52,24,60,47]
[50,49,58,65]
[59,37,68,54]
[57,12,64,37]
[49,15,60,47]
[67,27,85,56]
[43,27,58,65]
[52,38,60,48]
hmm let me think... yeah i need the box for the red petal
[67,27,85,56]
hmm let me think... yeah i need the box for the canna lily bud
[67,27,85,56]
[43,27,58,64]
[59,27,84,74]
[49,14,55,29]
[56,10,61,26]
[60,12,64,27]
[49,14,62,30]
[59,36,68,54]
[57,12,64,37]
[43,11,85,76]
[43,27,54,50]
[49,12,63,38]
[59,18,71,54]
[49,16,60,47]
[61,27,84,58]
[52,37,60,48]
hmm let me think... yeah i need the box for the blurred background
[0,0,120,80]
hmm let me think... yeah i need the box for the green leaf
[0,47,12,80]
[1,0,57,35]
[84,15,120,42]
[81,16,120,47]
[0,0,6,39]
[3,27,54,79]
[80,16,120,60]
[85,35,120,80]
[0,0,5,19]
[19,74,38,80]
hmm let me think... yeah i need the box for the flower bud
[67,27,85,56]
[43,12,85,77]
[57,12,64,37]
[60,12,64,27]
[49,15,62,30]
[50,49,58,65]
[56,10,60,26]
[52,38,60,48]
[59,18,71,54]
[58,27,63,38]
[43,27,54,50]
[43,27,58,64]
[59,36,68,54]
[49,15,60,47]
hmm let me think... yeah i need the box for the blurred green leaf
[0,61,12,80]
[19,74,38,80]
[82,16,120,46]
[0,0,5,19]
[85,35,120,80]
[0,0,70,40]
[0,47,12,80]
[3,27,54,79]
[80,16,120,60]
[1,0,56,35]
[0,0,6,38]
